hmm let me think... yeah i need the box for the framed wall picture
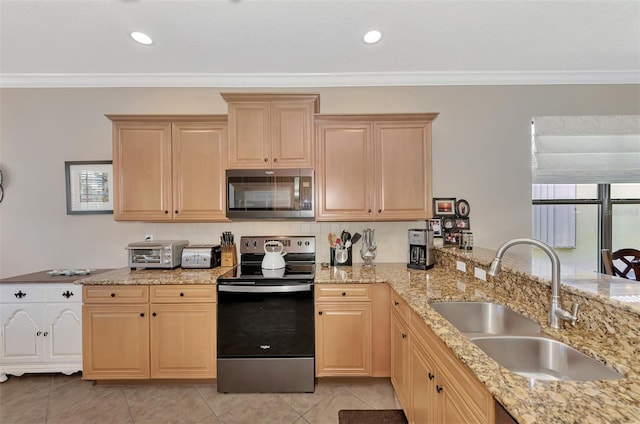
[455,217,470,230]
[455,199,470,218]
[443,230,461,246]
[433,198,456,217]
[442,217,456,231]
[65,161,113,214]
[427,218,442,237]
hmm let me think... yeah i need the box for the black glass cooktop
[217,263,315,283]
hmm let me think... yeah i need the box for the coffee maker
[408,229,435,270]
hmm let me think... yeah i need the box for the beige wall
[1,85,639,277]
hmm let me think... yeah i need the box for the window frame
[532,184,640,273]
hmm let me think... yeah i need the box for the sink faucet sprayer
[488,238,579,329]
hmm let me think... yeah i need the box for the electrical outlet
[474,267,487,281]
[145,234,153,241]
[456,261,466,273]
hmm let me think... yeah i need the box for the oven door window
[130,249,161,264]
[217,289,314,358]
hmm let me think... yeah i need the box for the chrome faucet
[488,238,579,329]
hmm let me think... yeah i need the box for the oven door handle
[218,284,312,294]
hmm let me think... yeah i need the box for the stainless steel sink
[429,301,541,336]
[470,336,623,381]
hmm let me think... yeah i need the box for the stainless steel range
[216,235,316,393]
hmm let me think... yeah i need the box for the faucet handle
[570,303,580,326]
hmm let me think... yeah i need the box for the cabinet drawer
[390,290,410,323]
[44,284,81,303]
[316,285,371,301]
[83,285,149,304]
[150,285,216,303]
[0,284,44,303]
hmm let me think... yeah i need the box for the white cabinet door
[0,303,43,364]
[44,303,82,363]
[1,283,83,379]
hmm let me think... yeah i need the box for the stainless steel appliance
[408,229,435,270]
[126,240,188,270]
[181,244,222,269]
[216,235,316,393]
[226,169,314,220]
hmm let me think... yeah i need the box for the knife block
[221,244,237,267]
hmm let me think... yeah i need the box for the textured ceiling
[1,0,639,87]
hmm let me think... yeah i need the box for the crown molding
[1,71,638,88]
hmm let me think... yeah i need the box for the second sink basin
[471,336,623,381]
[429,301,541,336]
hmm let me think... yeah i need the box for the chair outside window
[602,248,640,281]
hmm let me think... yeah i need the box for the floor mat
[338,409,408,424]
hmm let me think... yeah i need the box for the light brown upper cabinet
[221,93,320,169]
[109,115,228,222]
[315,114,437,221]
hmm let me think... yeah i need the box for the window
[531,117,640,273]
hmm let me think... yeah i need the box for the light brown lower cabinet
[82,285,216,380]
[315,284,390,377]
[408,307,496,424]
[391,309,411,416]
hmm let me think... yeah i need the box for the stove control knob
[305,241,310,246]
[244,241,250,248]
[297,241,302,246]
[253,241,258,248]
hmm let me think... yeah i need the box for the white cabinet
[0,283,82,381]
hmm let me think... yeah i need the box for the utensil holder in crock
[330,247,352,266]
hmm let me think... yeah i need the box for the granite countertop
[318,263,640,423]
[72,253,640,423]
[74,266,233,285]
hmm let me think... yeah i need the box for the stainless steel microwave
[226,169,314,220]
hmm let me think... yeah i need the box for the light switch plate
[474,267,487,281]
[456,261,466,273]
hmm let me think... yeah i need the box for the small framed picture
[455,218,470,230]
[455,199,470,218]
[65,161,113,215]
[433,198,456,217]
[443,230,461,246]
[442,217,456,231]
[428,218,442,237]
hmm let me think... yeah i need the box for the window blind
[532,115,640,184]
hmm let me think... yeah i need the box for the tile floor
[0,373,401,424]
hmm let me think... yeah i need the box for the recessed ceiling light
[130,31,153,45]
[363,30,382,44]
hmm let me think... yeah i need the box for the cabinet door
[0,303,43,364]
[315,122,375,221]
[82,304,149,379]
[374,122,431,220]
[113,121,173,221]
[391,311,410,412]
[172,122,228,222]
[411,339,437,424]
[44,303,82,363]
[227,102,270,168]
[149,303,216,379]
[271,101,314,168]
[315,302,371,376]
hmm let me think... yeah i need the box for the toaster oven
[126,240,189,270]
